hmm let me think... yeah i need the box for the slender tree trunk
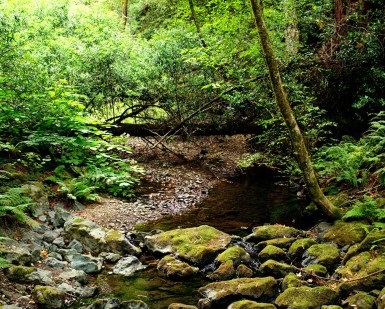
[249,0,341,219]
[283,0,299,55]
[188,0,207,48]
[121,0,128,30]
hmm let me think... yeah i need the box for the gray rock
[22,183,49,217]
[51,205,74,228]
[48,252,63,261]
[68,239,83,253]
[168,304,198,309]
[42,230,61,243]
[58,248,80,259]
[57,282,96,297]
[43,257,67,269]
[69,254,103,273]
[99,252,121,263]
[85,299,149,309]
[0,239,35,265]
[59,269,88,284]
[52,236,66,247]
[112,256,147,276]
[26,269,55,285]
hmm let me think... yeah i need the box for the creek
[82,178,319,308]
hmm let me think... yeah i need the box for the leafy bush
[343,195,385,223]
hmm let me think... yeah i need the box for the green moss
[228,300,277,309]
[247,225,303,242]
[72,217,85,223]
[258,245,287,262]
[324,221,369,246]
[33,285,65,307]
[275,286,338,309]
[288,238,317,258]
[4,265,35,282]
[306,244,340,267]
[210,260,235,281]
[216,246,250,264]
[259,259,295,277]
[345,291,376,309]
[304,264,328,276]
[105,230,123,241]
[256,237,297,250]
[282,272,308,290]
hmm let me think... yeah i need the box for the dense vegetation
[0,0,385,225]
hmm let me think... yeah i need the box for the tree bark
[188,0,207,48]
[121,0,128,30]
[249,0,341,219]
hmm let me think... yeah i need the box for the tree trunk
[121,0,128,30]
[188,0,207,48]
[249,0,341,219]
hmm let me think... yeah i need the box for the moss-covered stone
[236,264,253,278]
[145,225,232,265]
[245,225,304,242]
[343,229,385,262]
[282,272,308,290]
[168,304,198,309]
[32,285,65,309]
[321,306,343,309]
[275,286,338,309]
[324,221,369,246]
[198,277,277,303]
[255,237,297,250]
[209,260,235,281]
[303,244,340,267]
[259,259,295,277]
[344,291,376,309]
[4,265,35,283]
[157,255,199,279]
[337,251,385,292]
[377,286,385,308]
[303,264,328,276]
[228,300,277,309]
[258,245,287,262]
[215,246,250,265]
[288,238,317,258]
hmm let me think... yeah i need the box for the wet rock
[288,238,317,258]
[259,259,295,277]
[43,257,67,269]
[255,237,297,250]
[313,221,333,239]
[324,221,370,247]
[209,260,235,281]
[258,245,287,262]
[336,251,385,292]
[198,277,277,307]
[112,256,147,276]
[64,217,141,256]
[58,269,88,284]
[245,224,303,243]
[302,244,340,268]
[68,239,83,253]
[85,298,149,309]
[145,225,232,265]
[343,291,376,309]
[282,272,308,290]
[228,300,277,309]
[168,304,198,309]
[69,254,103,274]
[236,264,253,278]
[157,255,199,279]
[57,282,96,298]
[32,285,65,309]
[215,246,251,265]
[275,286,338,308]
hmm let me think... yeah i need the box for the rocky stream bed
[1,136,385,308]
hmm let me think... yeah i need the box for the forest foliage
[0,0,385,223]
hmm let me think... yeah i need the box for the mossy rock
[303,264,328,276]
[343,229,385,262]
[32,285,65,309]
[303,244,340,268]
[337,251,385,292]
[377,286,385,308]
[245,225,304,243]
[258,245,287,262]
[198,277,277,303]
[157,255,199,279]
[324,221,369,246]
[344,291,376,309]
[288,238,317,258]
[145,225,232,265]
[209,260,235,281]
[255,237,297,250]
[259,259,295,277]
[168,304,198,309]
[282,272,308,290]
[4,265,35,283]
[321,306,343,309]
[236,264,254,278]
[275,286,338,309]
[228,300,277,309]
[215,246,251,265]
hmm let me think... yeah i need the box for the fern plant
[343,195,385,223]
[0,187,37,226]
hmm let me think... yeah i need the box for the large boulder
[275,286,338,308]
[324,221,369,247]
[63,217,141,256]
[302,244,340,268]
[258,245,287,262]
[0,239,40,266]
[68,254,103,274]
[32,285,65,309]
[215,246,251,265]
[112,256,147,277]
[198,277,277,308]
[245,225,304,243]
[145,225,232,265]
[259,260,295,277]
[343,291,376,309]
[288,238,317,259]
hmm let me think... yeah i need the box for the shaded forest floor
[77,135,252,230]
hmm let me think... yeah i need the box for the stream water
[83,178,319,308]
